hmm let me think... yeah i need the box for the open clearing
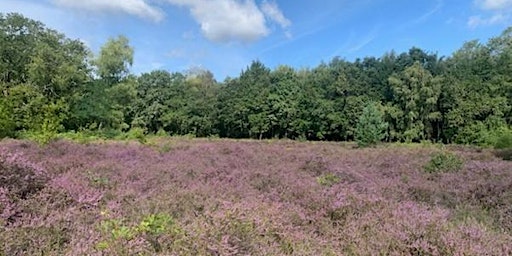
[1,138,512,255]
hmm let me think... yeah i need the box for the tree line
[1,13,511,145]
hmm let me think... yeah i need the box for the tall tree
[389,61,440,142]
[69,36,135,131]
[93,35,133,84]
[0,13,90,137]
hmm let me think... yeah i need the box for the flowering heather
[1,138,512,255]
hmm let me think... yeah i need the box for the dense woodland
[1,13,511,144]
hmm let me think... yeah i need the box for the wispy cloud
[348,28,379,53]
[261,0,291,28]
[166,47,209,60]
[51,0,165,22]
[328,26,379,58]
[257,25,326,56]
[414,0,444,24]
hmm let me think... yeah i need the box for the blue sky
[1,0,511,80]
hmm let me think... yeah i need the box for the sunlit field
[1,138,512,255]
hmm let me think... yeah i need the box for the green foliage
[492,128,512,160]
[138,213,177,252]
[57,130,101,144]
[93,35,133,83]
[423,151,463,173]
[389,62,440,142]
[355,102,388,147]
[0,97,15,138]
[97,212,177,253]
[121,127,146,143]
[156,128,168,137]
[2,12,512,146]
[137,213,175,236]
[316,173,341,187]
[494,129,512,149]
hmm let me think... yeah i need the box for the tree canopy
[1,12,511,145]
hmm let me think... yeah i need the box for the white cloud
[52,0,165,22]
[477,0,512,10]
[167,0,291,43]
[469,0,512,27]
[261,0,291,28]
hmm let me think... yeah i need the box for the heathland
[1,138,512,255]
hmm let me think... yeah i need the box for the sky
[1,0,512,80]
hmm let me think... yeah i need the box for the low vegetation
[1,138,512,255]
[423,150,464,173]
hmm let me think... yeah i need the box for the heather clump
[468,178,512,232]
[0,149,49,225]
[0,150,48,200]
[299,156,328,176]
[2,222,71,255]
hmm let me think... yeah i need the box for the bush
[423,151,463,173]
[96,212,178,254]
[492,129,512,160]
[17,130,58,145]
[122,127,147,143]
[494,149,512,161]
[0,102,15,139]
[494,130,512,149]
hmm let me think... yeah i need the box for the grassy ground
[1,138,512,255]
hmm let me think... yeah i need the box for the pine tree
[355,102,388,147]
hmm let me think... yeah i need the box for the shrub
[123,127,147,143]
[0,101,15,139]
[155,128,168,137]
[494,149,512,161]
[97,212,178,254]
[493,129,512,160]
[17,130,58,145]
[494,130,512,149]
[423,151,463,173]
[137,213,176,252]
